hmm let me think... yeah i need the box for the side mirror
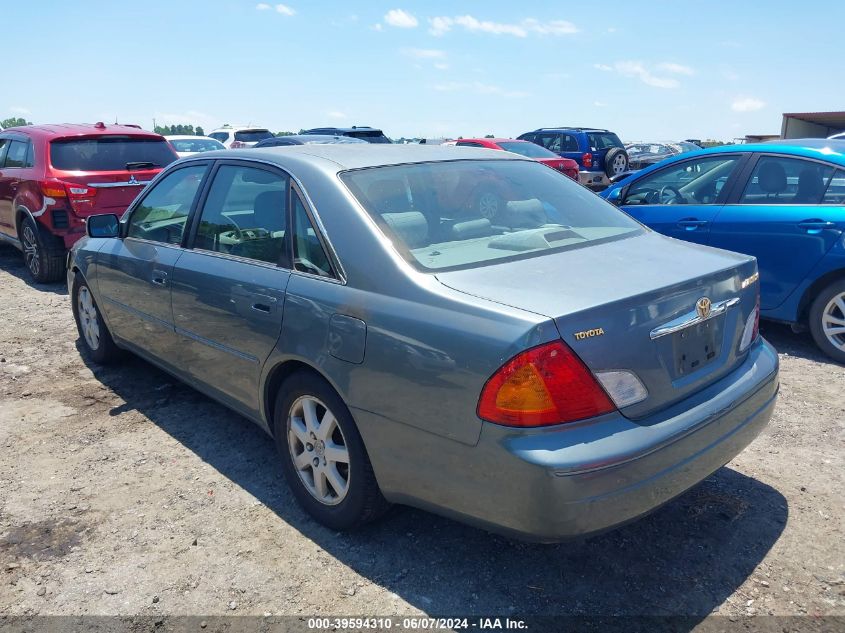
[86,214,120,238]
[605,187,624,206]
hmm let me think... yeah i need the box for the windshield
[170,138,223,153]
[234,129,273,142]
[50,137,176,171]
[341,160,643,272]
[348,130,392,144]
[497,141,557,159]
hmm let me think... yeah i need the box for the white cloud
[731,97,765,112]
[327,111,347,120]
[384,9,418,28]
[402,47,446,60]
[657,62,694,76]
[9,106,30,115]
[434,62,449,71]
[601,61,680,88]
[429,14,577,37]
[593,101,608,107]
[434,81,529,98]
[372,23,383,32]
[256,3,295,16]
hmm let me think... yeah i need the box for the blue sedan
[602,139,845,363]
[67,145,778,541]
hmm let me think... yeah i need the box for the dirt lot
[0,242,843,625]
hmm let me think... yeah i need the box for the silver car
[68,145,779,541]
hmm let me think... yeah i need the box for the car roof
[686,139,845,163]
[2,123,161,139]
[165,135,218,141]
[531,127,610,133]
[209,144,524,170]
[303,126,384,134]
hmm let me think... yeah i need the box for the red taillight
[477,341,616,427]
[582,152,593,169]
[40,179,67,198]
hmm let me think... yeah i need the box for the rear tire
[808,280,845,364]
[20,215,65,283]
[71,273,121,364]
[273,371,389,530]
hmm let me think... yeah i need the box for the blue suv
[518,127,629,188]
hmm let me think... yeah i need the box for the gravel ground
[0,242,843,624]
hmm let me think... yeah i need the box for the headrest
[758,161,787,193]
[503,198,547,227]
[451,218,493,239]
[381,211,428,248]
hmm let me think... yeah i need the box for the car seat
[757,161,787,199]
[793,167,825,204]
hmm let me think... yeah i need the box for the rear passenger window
[194,165,288,266]
[823,169,845,204]
[4,140,28,168]
[127,165,208,244]
[292,193,333,277]
[560,134,579,152]
[740,156,836,205]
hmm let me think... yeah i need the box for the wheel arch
[797,268,845,323]
[262,359,341,436]
[15,205,36,238]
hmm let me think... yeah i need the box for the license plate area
[671,317,723,377]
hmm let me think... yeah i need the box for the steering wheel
[294,257,325,276]
[658,185,686,205]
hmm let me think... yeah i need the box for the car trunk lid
[436,232,760,418]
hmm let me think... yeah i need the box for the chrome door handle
[251,303,272,313]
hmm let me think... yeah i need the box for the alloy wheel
[77,286,101,350]
[287,396,350,506]
[477,192,500,219]
[821,292,845,352]
[612,154,628,174]
[22,225,40,277]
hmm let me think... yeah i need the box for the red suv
[0,123,177,282]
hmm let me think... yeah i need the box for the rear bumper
[578,170,610,187]
[367,338,779,542]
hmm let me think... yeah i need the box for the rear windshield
[347,131,391,144]
[586,132,623,151]
[50,137,176,171]
[341,160,643,272]
[497,141,557,159]
[234,129,274,142]
[170,138,223,153]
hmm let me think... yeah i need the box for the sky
[3,1,843,141]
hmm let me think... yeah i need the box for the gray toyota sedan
[67,145,779,541]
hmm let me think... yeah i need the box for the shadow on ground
[80,345,788,620]
[760,321,842,366]
[0,243,67,296]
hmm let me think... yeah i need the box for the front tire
[274,371,389,530]
[71,273,120,364]
[20,216,65,283]
[808,280,845,363]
